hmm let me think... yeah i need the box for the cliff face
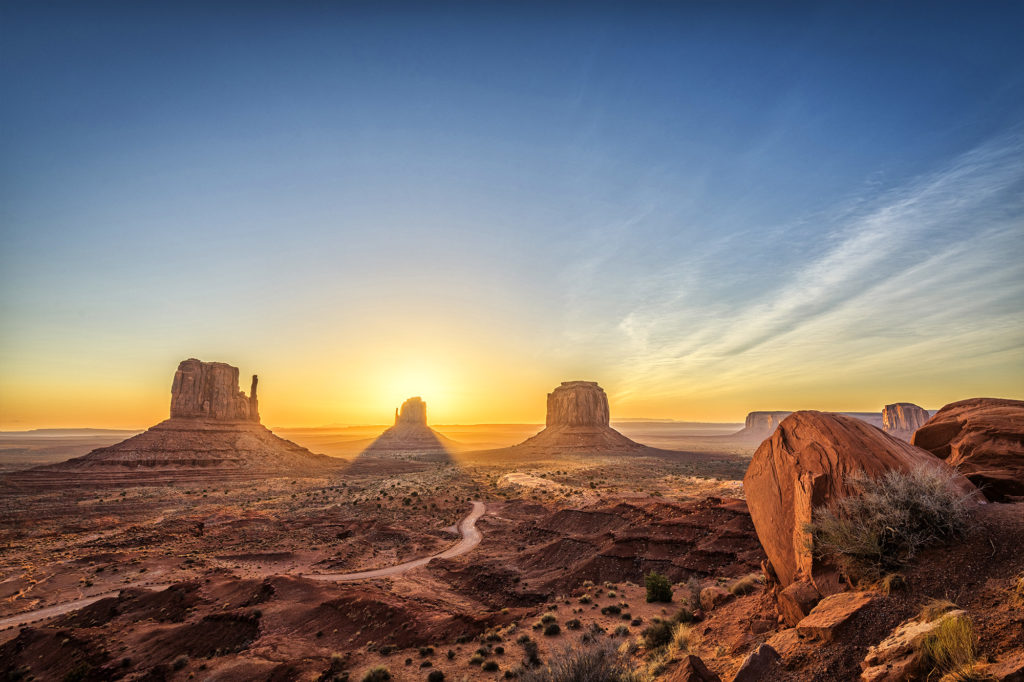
[546,382,610,428]
[744,411,792,434]
[170,359,259,422]
[881,403,929,433]
[396,397,427,426]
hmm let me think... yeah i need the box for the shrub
[920,614,980,679]
[483,661,500,672]
[446,650,455,660]
[541,613,557,624]
[671,607,693,624]
[613,625,630,637]
[172,655,189,671]
[920,599,958,623]
[565,619,581,630]
[515,642,639,682]
[522,640,541,667]
[645,572,673,603]
[427,671,445,682]
[728,574,759,596]
[419,646,434,657]
[578,595,592,604]
[642,621,674,649]
[543,623,561,636]
[470,654,486,666]
[600,605,621,615]
[806,467,974,583]
[517,634,532,645]
[361,667,391,682]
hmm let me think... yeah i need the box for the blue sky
[1,2,1022,427]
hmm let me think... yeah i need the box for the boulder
[742,411,976,592]
[860,609,967,681]
[776,580,822,627]
[912,398,1024,502]
[795,591,877,642]
[170,358,259,422]
[882,403,929,436]
[765,628,804,661]
[666,655,721,682]
[733,643,781,682]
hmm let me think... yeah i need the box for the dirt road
[0,501,485,630]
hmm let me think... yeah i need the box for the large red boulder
[743,411,975,595]
[912,398,1024,502]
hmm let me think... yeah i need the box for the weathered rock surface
[743,411,976,592]
[860,609,967,681]
[733,643,781,682]
[987,649,1024,682]
[881,402,929,434]
[777,579,822,627]
[666,654,721,682]
[395,396,427,426]
[514,381,644,453]
[5,359,335,486]
[546,381,611,427]
[796,591,877,642]
[170,358,259,422]
[744,411,792,435]
[366,397,455,454]
[913,397,1024,501]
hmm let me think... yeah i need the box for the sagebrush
[806,466,974,582]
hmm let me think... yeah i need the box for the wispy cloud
[564,128,1024,409]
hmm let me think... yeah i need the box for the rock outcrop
[745,411,792,434]
[5,359,335,487]
[364,397,455,454]
[881,402,929,439]
[742,411,976,596]
[170,358,259,422]
[913,397,1024,501]
[513,381,644,453]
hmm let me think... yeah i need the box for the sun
[373,364,455,423]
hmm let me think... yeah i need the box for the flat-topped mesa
[396,397,427,426]
[546,381,610,428]
[745,411,792,433]
[882,402,929,433]
[169,358,259,422]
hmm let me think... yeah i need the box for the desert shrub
[565,619,581,630]
[495,646,505,655]
[522,640,541,667]
[483,660,500,671]
[516,642,640,682]
[671,606,693,624]
[517,634,532,645]
[1013,573,1024,606]
[420,660,432,668]
[62,663,93,682]
[470,654,486,666]
[419,646,434,657]
[806,467,974,583]
[427,671,445,682]
[541,613,557,624]
[172,655,189,671]
[645,572,673,603]
[668,623,691,655]
[446,650,455,660]
[578,595,591,604]
[613,625,630,637]
[544,623,561,636]
[600,605,621,615]
[920,614,981,679]
[641,621,674,649]
[361,667,391,682]
[876,572,908,595]
[728,574,759,596]
[920,599,958,622]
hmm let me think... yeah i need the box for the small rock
[766,628,804,660]
[777,579,821,627]
[665,654,721,682]
[699,586,730,611]
[733,643,780,682]
[796,591,876,642]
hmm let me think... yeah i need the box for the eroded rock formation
[882,402,929,434]
[395,397,427,426]
[744,411,792,434]
[913,397,1024,501]
[546,381,610,427]
[170,358,259,422]
[514,381,643,452]
[6,358,334,486]
[742,411,976,597]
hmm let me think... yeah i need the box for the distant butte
[4,358,337,487]
[364,397,456,454]
[513,381,644,452]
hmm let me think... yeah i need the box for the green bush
[645,572,673,603]
[806,467,974,583]
[642,621,674,649]
[482,660,500,672]
[427,671,445,682]
[543,623,561,636]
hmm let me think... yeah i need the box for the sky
[1,2,1023,429]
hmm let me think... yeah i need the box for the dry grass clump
[806,466,973,582]
[728,573,760,596]
[1012,573,1024,606]
[919,613,986,681]
[919,598,957,623]
[516,642,641,682]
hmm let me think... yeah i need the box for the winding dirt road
[0,501,485,631]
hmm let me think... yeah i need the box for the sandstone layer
[913,397,1024,502]
[170,358,259,422]
[742,411,976,594]
[515,381,644,452]
[881,402,929,441]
